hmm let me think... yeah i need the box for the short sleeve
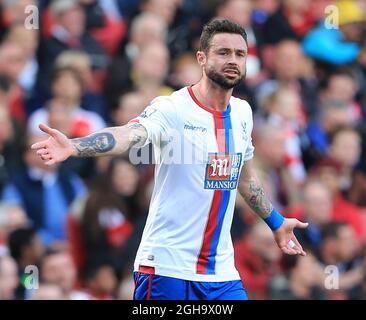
[243,104,255,161]
[244,135,255,161]
[128,96,177,148]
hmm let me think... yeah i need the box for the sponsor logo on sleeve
[139,107,157,118]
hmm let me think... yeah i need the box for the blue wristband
[264,208,285,231]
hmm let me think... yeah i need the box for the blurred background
[1,0,366,300]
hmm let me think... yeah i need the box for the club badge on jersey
[204,153,242,190]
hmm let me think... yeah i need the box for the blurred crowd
[1,0,366,300]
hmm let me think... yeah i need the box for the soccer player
[32,19,308,300]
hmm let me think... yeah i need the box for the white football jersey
[132,86,254,282]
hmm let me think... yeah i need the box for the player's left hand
[273,218,308,256]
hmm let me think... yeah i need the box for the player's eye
[218,50,229,55]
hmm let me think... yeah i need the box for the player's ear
[196,51,206,66]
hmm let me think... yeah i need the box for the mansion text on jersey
[205,180,238,189]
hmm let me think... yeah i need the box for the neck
[19,256,33,270]
[324,254,338,265]
[322,248,337,265]
[59,97,79,109]
[278,77,296,87]
[192,78,233,112]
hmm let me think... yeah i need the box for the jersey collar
[187,86,231,118]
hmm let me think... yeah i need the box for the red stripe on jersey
[215,116,226,153]
[196,115,226,274]
[196,190,223,274]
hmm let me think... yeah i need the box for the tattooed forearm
[240,177,273,219]
[72,132,116,157]
[69,124,147,158]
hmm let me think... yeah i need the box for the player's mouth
[223,68,240,77]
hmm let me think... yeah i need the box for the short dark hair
[199,19,248,53]
[82,255,115,282]
[0,74,11,92]
[328,125,360,146]
[51,66,85,93]
[39,248,67,276]
[320,68,355,90]
[321,222,348,241]
[8,227,37,261]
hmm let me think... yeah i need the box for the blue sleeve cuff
[263,208,285,231]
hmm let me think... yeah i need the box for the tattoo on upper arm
[241,178,273,218]
[126,122,148,148]
[72,132,116,157]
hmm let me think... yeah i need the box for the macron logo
[184,124,207,133]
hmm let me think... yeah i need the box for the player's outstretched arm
[238,159,308,256]
[31,122,147,166]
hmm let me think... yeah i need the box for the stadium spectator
[255,39,317,118]
[1,134,86,247]
[234,220,282,299]
[288,179,333,253]
[262,0,316,44]
[0,204,28,257]
[168,53,202,90]
[0,105,24,193]
[309,157,366,240]
[303,0,366,65]
[252,123,301,210]
[30,283,65,300]
[38,0,107,91]
[104,12,168,107]
[268,250,325,299]
[111,92,148,126]
[39,249,89,300]
[130,42,173,102]
[140,0,180,27]
[0,42,28,124]
[0,0,37,32]
[304,100,355,167]
[318,222,364,299]
[8,227,45,299]
[82,258,118,300]
[68,156,146,276]
[0,255,18,300]
[327,126,363,196]
[84,0,127,56]
[3,23,39,95]
[320,70,362,124]
[28,66,106,138]
[251,0,280,29]
[261,87,306,184]
[54,50,108,121]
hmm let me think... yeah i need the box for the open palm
[31,124,75,165]
[273,218,309,256]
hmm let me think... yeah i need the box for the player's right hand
[31,124,76,165]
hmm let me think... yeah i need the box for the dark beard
[206,67,245,90]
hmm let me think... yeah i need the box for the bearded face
[201,33,247,90]
[204,59,246,89]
